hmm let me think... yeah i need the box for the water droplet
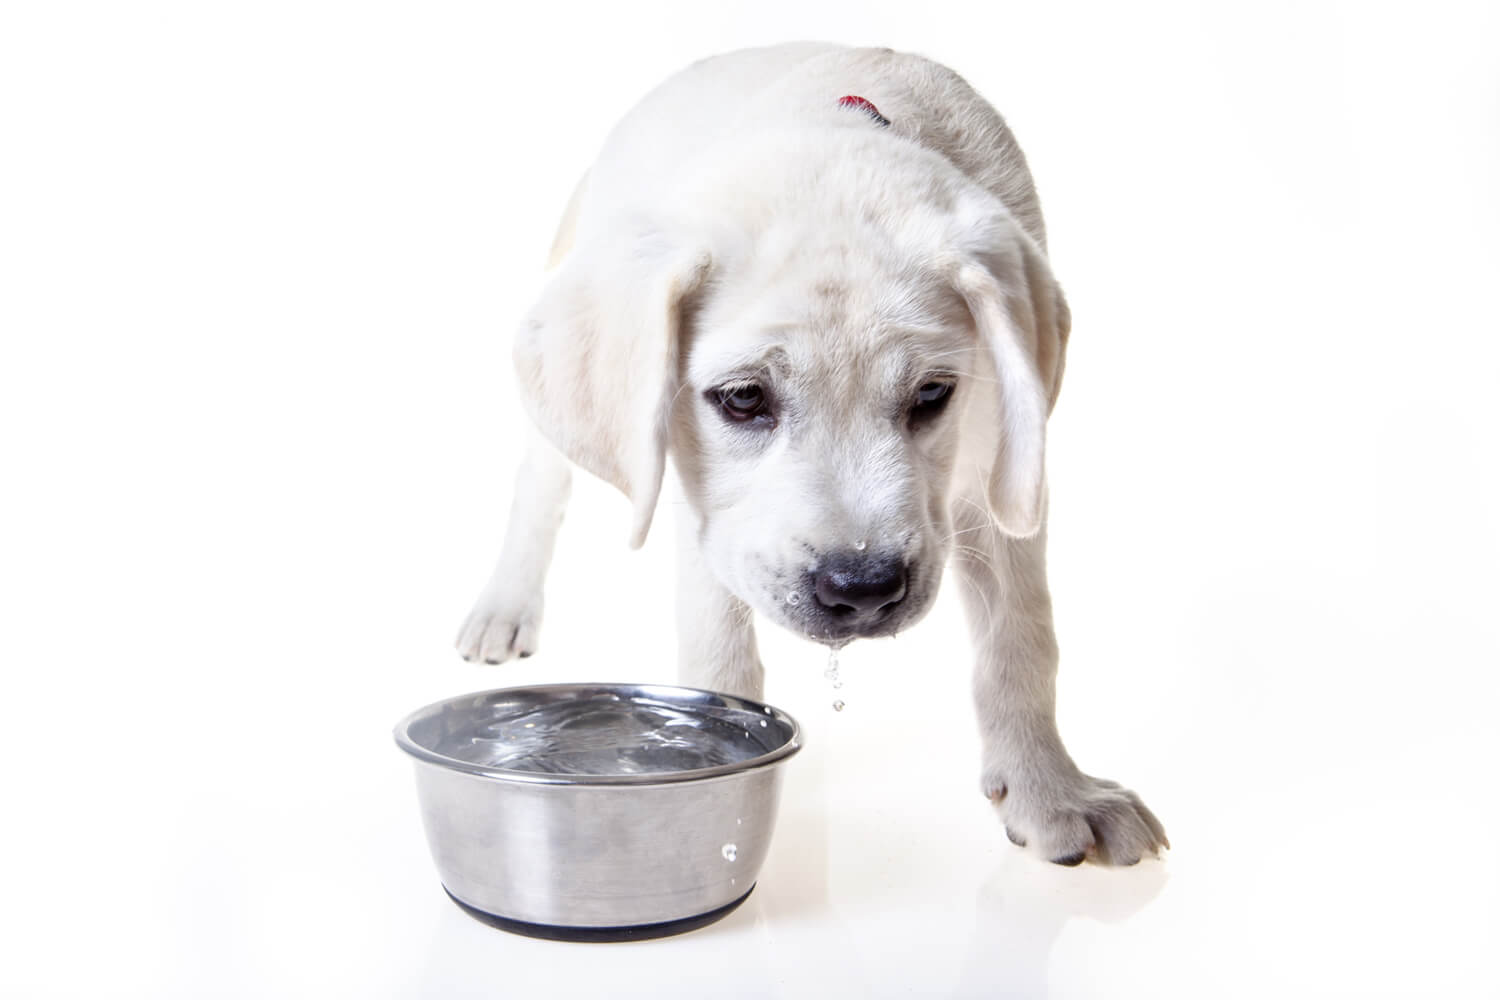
[832,700,845,712]
[721,843,738,862]
[853,539,866,551]
[759,719,767,727]
[786,592,801,606]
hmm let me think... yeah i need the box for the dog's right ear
[512,228,711,549]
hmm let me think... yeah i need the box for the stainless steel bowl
[394,683,802,940]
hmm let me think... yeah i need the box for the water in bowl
[457,696,775,776]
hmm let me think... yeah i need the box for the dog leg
[675,507,765,699]
[952,494,1169,867]
[454,430,571,664]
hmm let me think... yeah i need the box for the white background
[3,2,1498,997]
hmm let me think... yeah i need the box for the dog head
[514,135,1069,644]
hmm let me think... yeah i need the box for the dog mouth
[782,605,927,646]
[800,618,905,644]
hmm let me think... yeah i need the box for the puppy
[456,42,1167,866]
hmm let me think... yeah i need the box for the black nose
[813,555,908,616]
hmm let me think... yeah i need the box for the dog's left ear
[513,228,712,548]
[950,208,1072,538]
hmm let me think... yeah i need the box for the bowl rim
[392,682,803,787]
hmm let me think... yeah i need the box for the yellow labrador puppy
[457,42,1167,866]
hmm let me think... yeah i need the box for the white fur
[456,43,1166,866]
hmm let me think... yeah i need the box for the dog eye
[712,383,771,424]
[911,380,955,423]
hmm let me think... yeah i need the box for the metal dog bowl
[394,683,802,941]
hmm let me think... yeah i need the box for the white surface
[3,2,1498,997]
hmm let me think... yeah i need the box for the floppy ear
[512,231,711,549]
[952,217,1071,538]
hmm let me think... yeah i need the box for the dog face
[669,232,977,643]
[512,137,1069,646]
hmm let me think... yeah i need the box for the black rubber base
[443,884,755,942]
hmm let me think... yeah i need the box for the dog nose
[813,556,908,615]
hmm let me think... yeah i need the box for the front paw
[454,590,542,665]
[988,771,1169,867]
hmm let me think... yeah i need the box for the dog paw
[988,772,1168,867]
[454,591,542,665]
